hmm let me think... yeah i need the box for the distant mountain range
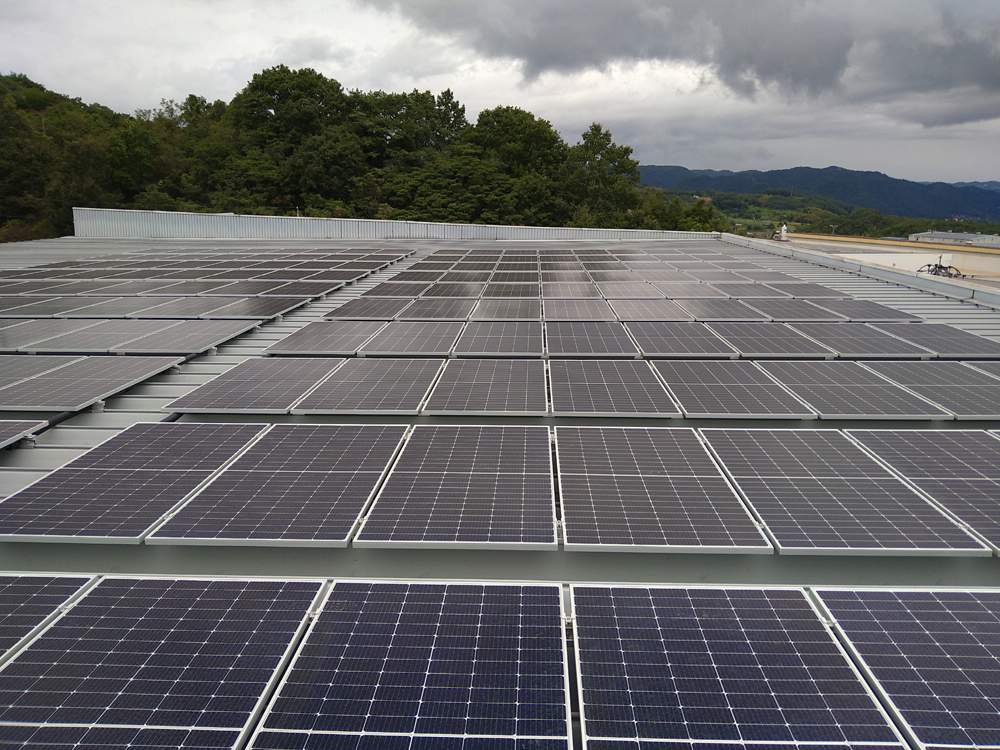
[638,165,1000,221]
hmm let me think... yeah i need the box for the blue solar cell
[819,589,1000,750]
[0,578,322,734]
[254,582,569,748]
[573,586,903,747]
[0,575,90,656]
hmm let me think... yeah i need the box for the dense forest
[0,67,731,242]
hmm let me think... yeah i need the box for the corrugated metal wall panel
[72,208,718,242]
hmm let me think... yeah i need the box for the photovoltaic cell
[608,299,691,320]
[164,358,345,413]
[573,586,905,747]
[423,359,547,415]
[757,361,952,419]
[395,297,477,320]
[872,323,1000,357]
[549,359,679,417]
[543,299,617,320]
[624,321,737,358]
[653,360,816,418]
[819,588,1000,750]
[358,321,465,355]
[324,297,413,320]
[355,426,556,548]
[545,321,638,357]
[150,425,407,545]
[742,298,848,322]
[706,322,836,358]
[265,321,386,355]
[0,355,184,412]
[0,355,83,388]
[293,358,442,414]
[556,427,769,551]
[0,577,322,738]
[848,429,1000,549]
[810,298,920,322]
[205,297,306,319]
[470,298,542,320]
[861,360,1000,418]
[711,282,790,298]
[673,298,770,321]
[110,320,261,355]
[0,319,104,350]
[251,582,569,748]
[0,420,47,449]
[453,321,544,355]
[702,429,986,554]
[764,282,845,298]
[0,422,266,542]
[785,323,933,358]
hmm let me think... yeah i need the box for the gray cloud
[362,0,999,123]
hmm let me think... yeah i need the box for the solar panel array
[8,236,1000,749]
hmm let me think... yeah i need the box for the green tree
[562,123,642,228]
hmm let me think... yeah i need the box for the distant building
[910,230,1000,248]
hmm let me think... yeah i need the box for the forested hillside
[0,68,730,241]
[639,165,1000,221]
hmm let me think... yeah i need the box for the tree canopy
[0,67,732,241]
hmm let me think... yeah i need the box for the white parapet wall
[73,207,719,242]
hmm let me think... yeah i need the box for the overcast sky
[2,0,998,183]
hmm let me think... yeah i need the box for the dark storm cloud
[363,0,1000,124]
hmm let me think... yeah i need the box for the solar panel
[556,428,769,551]
[541,282,603,298]
[389,270,445,282]
[549,359,680,417]
[469,298,542,320]
[683,269,750,283]
[0,354,83,388]
[848,429,1000,549]
[395,297,477,320]
[810,298,920,321]
[483,282,540,297]
[264,321,386,355]
[23,319,176,352]
[0,422,266,542]
[653,360,817,418]
[0,319,103,350]
[355,425,556,548]
[742,297,848,321]
[738,269,800,282]
[453,320,544,355]
[423,359,547,415]
[358,320,465,356]
[150,425,407,545]
[0,355,184,412]
[292,358,442,414]
[573,586,906,747]
[545,321,639,357]
[0,296,110,317]
[59,296,169,318]
[492,271,539,283]
[423,282,486,298]
[862,360,1000,419]
[440,270,492,282]
[362,282,431,297]
[701,429,986,554]
[596,282,663,299]
[203,297,305,319]
[587,270,636,282]
[607,298,691,320]
[0,577,322,740]
[818,588,1000,750]
[205,280,289,296]
[707,322,837,357]
[324,297,413,320]
[785,323,933,358]
[110,319,262,355]
[250,581,570,748]
[653,281,726,298]
[263,281,344,297]
[872,323,1000,358]
[757,360,953,419]
[164,358,345,413]
[543,299,617,320]
[132,296,243,318]
[624,321,738,358]
[673,298,770,321]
